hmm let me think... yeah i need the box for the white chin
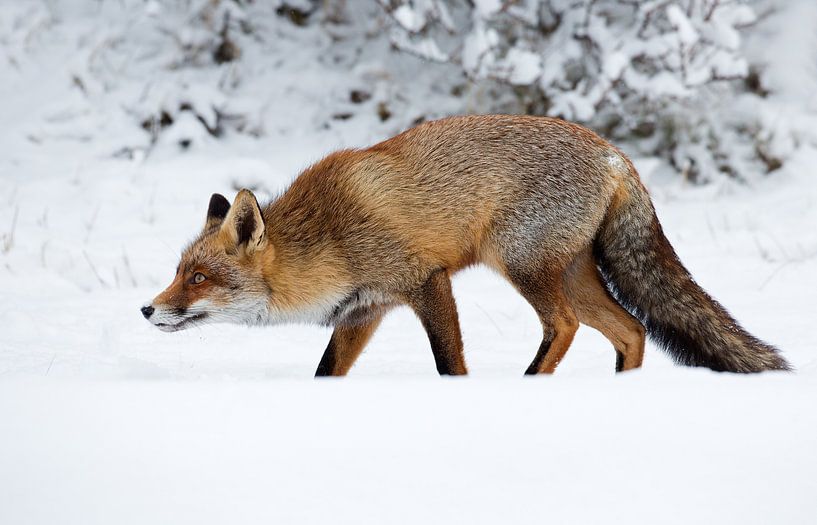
[156,323,184,333]
[152,313,208,332]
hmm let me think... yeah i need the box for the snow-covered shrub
[113,0,249,150]
[380,0,772,182]
[71,0,320,154]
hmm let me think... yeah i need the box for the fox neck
[260,229,354,326]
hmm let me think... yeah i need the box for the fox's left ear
[220,189,266,254]
[204,193,231,231]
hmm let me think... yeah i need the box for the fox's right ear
[219,189,267,255]
[204,193,231,231]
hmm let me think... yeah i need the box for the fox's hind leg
[315,308,387,377]
[564,249,645,372]
[503,263,579,375]
[402,269,468,375]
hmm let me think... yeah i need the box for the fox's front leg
[403,269,468,376]
[315,311,385,377]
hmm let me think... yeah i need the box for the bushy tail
[594,176,790,373]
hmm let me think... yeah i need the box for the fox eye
[192,272,206,284]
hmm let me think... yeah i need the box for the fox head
[142,189,273,332]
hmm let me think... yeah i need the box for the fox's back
[375,116,626,259]
[276,115,630,273]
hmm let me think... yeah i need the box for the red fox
[142,115,789,375]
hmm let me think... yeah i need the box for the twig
[122,248,138,287]
[2,206,19,254]
[759,260,791,291]
[40,240,49,268]
[45,354,56,376]
[83,250,109,288]
[84,206,100,243]
[474,302,505,336]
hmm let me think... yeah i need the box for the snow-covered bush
[106,0,251,151]
[3,0,468,163]
[380,0,773,181]
[66,0,327,155]
[9,0,805,181]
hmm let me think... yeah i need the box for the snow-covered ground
[1,2,816,524]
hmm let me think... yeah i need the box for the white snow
[667,5,699,47]
[1,2,816,524]
[462,18,500,76]
[503,47,542,85]
[393,5,425,33]
[473,0,503,17]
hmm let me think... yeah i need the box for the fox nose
[141,305,155,319]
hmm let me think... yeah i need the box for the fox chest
[327,288,396,326]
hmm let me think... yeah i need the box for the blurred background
[3,0,816,175]
[3,1,817,179]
